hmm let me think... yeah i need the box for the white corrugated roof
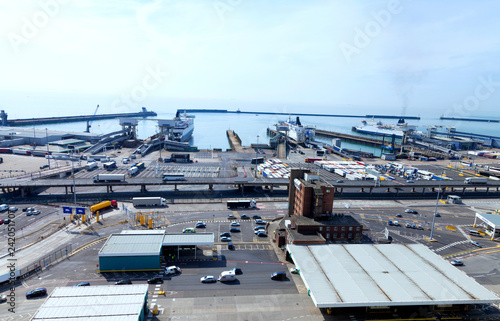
[98,234,163,257]
[120,230,166,235]
[31,285,148,320]
[287,244,500,308]
[162,233,214,246]
[476,212,500,228]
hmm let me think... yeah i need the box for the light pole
[254,135,259,178]
[46,128,50,169]
[429,177,443,241]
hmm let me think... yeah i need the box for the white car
[165,266,182,275]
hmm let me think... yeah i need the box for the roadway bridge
[2,176,500,199]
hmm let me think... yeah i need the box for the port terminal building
[287,244,499,312]
[473,212,500,239]
[98,230,215,272]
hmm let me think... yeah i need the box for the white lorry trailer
[464,177,488,184]
[132,197,167,207]
[93,174,125,183]
[86,162,98,171]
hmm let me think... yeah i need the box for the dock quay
[2,108,157,126]
[440,116,500,123]
[315,129,402,149]
[177,109,420,120]
[226,130,245,153]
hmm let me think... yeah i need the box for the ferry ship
[352,118,416,138]
[170,111,195,142]
[279,116,316,143]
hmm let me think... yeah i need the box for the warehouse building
[31,284,149,321]
[98,231,215,272]
[287,243,499,314]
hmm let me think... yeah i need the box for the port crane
[85,104,99,132]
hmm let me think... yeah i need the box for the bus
[162,173,185,181]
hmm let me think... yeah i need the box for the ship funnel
[296,116,301,126]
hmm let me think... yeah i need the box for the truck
[103,161,117,170]
[132,197,167,207]
[0,269,20,285]
[128,166,139,176]
[93,174,125,183]
[464,177,488,184]
[305,158,323,163]
[90,200,117,213]
[133,162,145,170]
[227,199,257,209]
[86,162,98,171]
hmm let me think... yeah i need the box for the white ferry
[171,111,195,142]
[352,118,416,138]
[279,116,315,143]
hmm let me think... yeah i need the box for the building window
[348,233,352,239]
[333,233,337,238]
[326,233,330,239]
[334,227,338,231]
[356,227,360,231]
[326,227,330,231]
[319,227,323,231]
[341,233,345,238]
[341,227,346,231]
[355,233,360,238]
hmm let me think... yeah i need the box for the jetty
[177,109,420,120]
[226,130,245,153]
[2,108,157,126]
[440,116,500,123]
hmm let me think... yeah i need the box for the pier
[315,129,401,148]
[440,116,500,123]
[177,109,420,120]
[226,130,245,152]
[3,108,157,126]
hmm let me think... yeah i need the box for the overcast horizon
[1,1,500,120]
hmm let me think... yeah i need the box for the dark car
[228,242,234,250]
[232,267,242,275]
[147,276,163,284]
[195,222,206,228]
[227,214,236,219]
[3,219,10,225]
[271,272,287,280]
[252,215,261,219]
[26,288,47,298]
[240,214,250,219]
[230,227,241,233]
[255,219,266,225]
[434,213,441,217]
[221,236,231,242]
[220,232,231,237]
[396,214,402,218]
[74,282,90,287]
[256,231,267,237]
[115,279,132,285]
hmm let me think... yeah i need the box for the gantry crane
[85,104,100,132]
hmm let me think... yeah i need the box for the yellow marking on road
[446,226,456,231]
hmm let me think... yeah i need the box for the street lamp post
[46,128,50,169]
[429,179,442,241]
[254,135,259,178]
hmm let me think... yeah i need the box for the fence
[20,244,72,280]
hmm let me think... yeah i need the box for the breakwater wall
[6,110,157,126]
[177,109,420,120]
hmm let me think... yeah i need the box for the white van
[218,271,236,282]
[0,204,9,212]
[165,266,182,276]
[122,157,129,164]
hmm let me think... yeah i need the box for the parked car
[0,219,3,225]
[405,223,411,228]
[388,220,393,226]
[434,213,441,217]
[200,276,217,283]
[220,232,231,237]
[256,231,267,237]
[254,226,265,231]
[182,228,196,233]
[31,210,41,215]
[290,267,300,274]
[396,213,402,218]
[405,209,418,214]
[228,242,234,250]
[230,222,240,227]
[255,219,267,225]
[40,164,49,169]
[147,276,163,284]
[221,236,231,242]
[471,241,482,248]
[227,214,236,219]
[9,206,18,212]
[230,227,240,233]
[270,271,287,280]
[406,180,414,183]
[195,222,206,228]
[252,215,261,219]
[231,267,242,275]
[3,219,10,225]
[165,266,182,275]
[115,279,132,285]
[74,282,90,287]
[26,288,47,298]
[451,260,464,266]
[336,179,344,183]
[240,214,250,219]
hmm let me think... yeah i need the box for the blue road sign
[63,207,72,214]
[76,207,85,214]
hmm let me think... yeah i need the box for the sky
[1,0,500,119]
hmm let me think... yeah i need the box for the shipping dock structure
[0,108,157,126]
